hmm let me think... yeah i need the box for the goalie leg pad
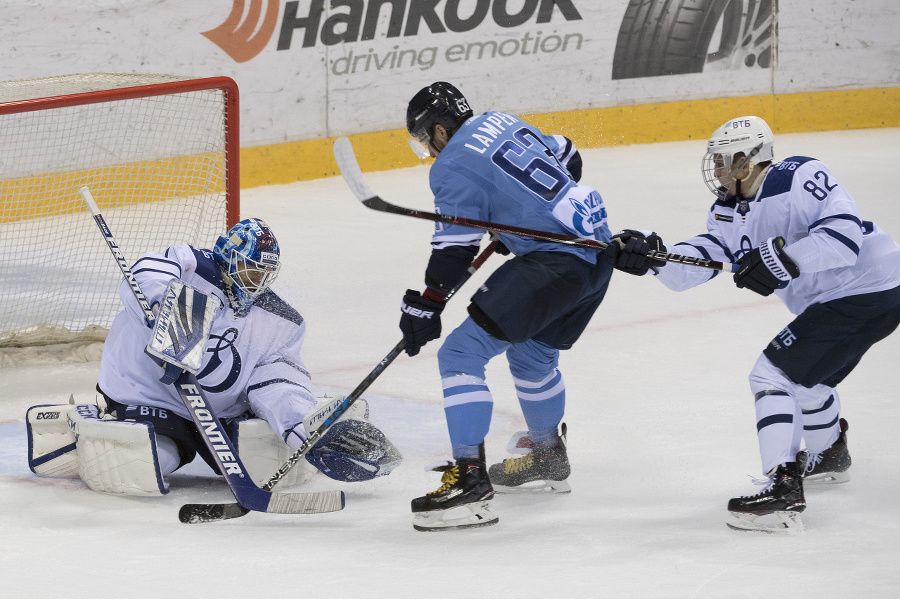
[233,418,318,488]
[69,405,169,496]
[27,404,81,478]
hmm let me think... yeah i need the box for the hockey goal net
[0,73,240,351]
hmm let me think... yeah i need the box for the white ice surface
[2,129,899,598]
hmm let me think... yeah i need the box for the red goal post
[0,73,240,348]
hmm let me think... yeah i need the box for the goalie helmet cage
[0,73,240,348]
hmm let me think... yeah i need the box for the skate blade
[412,501,499,532]
[494,479,571,494]
[805,470,850,484]
[726,510,805,533]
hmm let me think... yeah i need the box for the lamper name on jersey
[464,112,521,154]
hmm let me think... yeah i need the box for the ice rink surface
[2,128,899,598]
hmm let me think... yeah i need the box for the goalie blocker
[27,397,401,495]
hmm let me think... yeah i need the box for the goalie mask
[702,116,774,198]
[305,419,402,482]
[213,218,281,316]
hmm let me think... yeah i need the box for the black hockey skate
[727,457,806,533]
[488,424,571,494]
[803,418,851,484]
[411,449,497,532]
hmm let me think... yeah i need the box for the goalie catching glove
[604,229,667,276]
[305,419,402,482]
[734,237,799,296]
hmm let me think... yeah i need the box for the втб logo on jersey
[203,0,583,63]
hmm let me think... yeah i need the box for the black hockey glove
[734,237,800,297]
[604,229,667,276]
[399,290,445,357]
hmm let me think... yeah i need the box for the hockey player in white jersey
[399,82,615,531]
[611,116,900,531]
[27,218,400,495]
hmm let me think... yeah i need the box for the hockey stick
[333,136,739,273]
[177,239,499,523]
[79,187,345,521]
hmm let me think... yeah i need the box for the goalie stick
[333,136,739,274]
[177,239,499,523]
[79,187,345,521]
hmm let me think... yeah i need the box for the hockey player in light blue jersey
[27,218,401,496]
[399,82,616,531]
[614,116,900,532]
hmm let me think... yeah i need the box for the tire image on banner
[612,0,775,79]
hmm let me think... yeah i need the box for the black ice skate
[411,449,497,532]
[727,457,806,533]
[488,423,571,494]
[803,418,851,484]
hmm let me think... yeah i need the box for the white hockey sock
[755,390,802,474]
[801,391,842,454]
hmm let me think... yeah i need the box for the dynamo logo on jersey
[196,328,242,393]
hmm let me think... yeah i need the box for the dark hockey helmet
[213,218,281,316]
[406,81,473,149]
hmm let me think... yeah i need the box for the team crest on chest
[196,327,242,393]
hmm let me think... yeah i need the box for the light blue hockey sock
[515,369,565,444]
[443,374,494,460]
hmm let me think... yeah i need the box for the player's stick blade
[265,489,345,514]
[333,137,376,202]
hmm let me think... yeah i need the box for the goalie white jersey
[655,156,900,314]
[98,245,317,447]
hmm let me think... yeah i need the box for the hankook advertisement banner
[1,1,897,147]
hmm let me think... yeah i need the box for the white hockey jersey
[98,245,316,448]
[655,156,900,314]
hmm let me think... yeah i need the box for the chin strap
[742,164,770,198]
[733,163,770,200]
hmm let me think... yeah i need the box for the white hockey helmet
[701,116,774,196]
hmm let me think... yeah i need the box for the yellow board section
[240,87,900,189]
[0,155,224,223]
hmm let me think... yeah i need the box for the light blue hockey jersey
[98,245,316,448]
[655,156,900,314]
[429,111,611,263]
